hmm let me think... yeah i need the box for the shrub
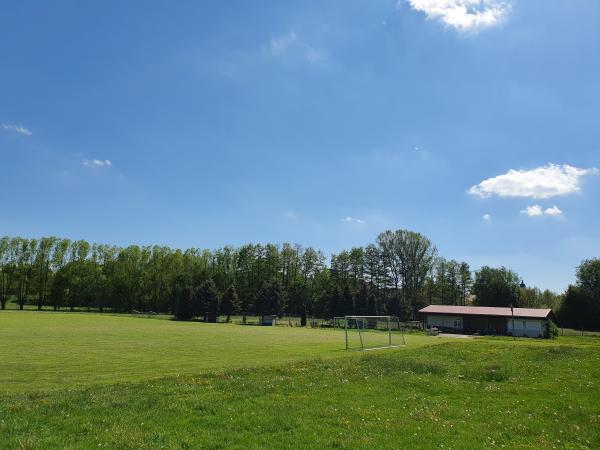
[545,320,559,339]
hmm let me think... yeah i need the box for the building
[418,305,554,338]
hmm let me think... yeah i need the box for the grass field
[1,312,599,449]
[0,311,425,393]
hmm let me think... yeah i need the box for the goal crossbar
[338,315,406,351]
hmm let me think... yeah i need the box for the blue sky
[1,0,599,292]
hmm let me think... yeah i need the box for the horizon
[2,1,599,293]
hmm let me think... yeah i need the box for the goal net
[335,315,406,351]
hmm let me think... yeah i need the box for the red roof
[418,305,552,319]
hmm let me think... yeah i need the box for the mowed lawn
[0,313,599,449]
[0,312,431,392]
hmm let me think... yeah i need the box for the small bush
[545,320,559,339]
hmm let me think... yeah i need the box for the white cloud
[404,0,511,32]
[342,216,366,225]
[543,206,563,217]
[83,159,112,168]
[469,164,598,200]
[520,205,543,217]
[482,213,491,221]
[2,123,32,136]
[264,32,326,64]
[520,205,563,217]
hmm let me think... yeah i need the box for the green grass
[560,328,600,337]
[1,312,599,449]
[0,311,431,393]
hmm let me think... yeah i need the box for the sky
[1,0,599,292]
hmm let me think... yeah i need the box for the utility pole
[514,280,525,341]
[510,303,515,341]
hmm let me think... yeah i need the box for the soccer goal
[335,315,406,351]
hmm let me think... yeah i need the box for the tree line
[0,233,597,329]
[558,259,600,330]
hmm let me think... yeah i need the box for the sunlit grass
[0,311,439,393]
[0,312,598,449]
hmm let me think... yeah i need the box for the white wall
[507,319,544,338]
[427,315,463,330]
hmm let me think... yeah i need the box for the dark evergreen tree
[341,283,353,316]
[198,279,219,322]
[255,280,285,316]
[174,285,194,321]
[355,281,369,315]
[190,286,205,318]
[221,285,240,322]
[49,266,69,311]
[327,284,341,318]
[367,282,377,315]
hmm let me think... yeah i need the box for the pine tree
[255,279,285,316]
[355,281,369,315]
[221,285,240,322]
[174,285,194,321]
[198,279,220,322]
[190,286,205,318]
[341,283,353,316]
[367,282,377,315]
[327,284,341,318]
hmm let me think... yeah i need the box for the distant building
[418,305,554,338]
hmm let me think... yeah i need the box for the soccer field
[0,311,429,393]
[1,312,599,449]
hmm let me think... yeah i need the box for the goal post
[339,315,406,351]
